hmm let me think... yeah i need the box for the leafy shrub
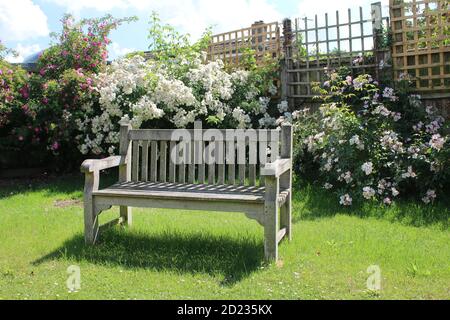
[1,13,287,168]
[75,14,286,156]
[0,44,44,168]
[293,70,449,205]
[0,15,134,170]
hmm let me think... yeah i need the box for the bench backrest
[119,121,292,187]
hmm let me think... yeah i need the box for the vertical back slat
[217,140,225,185]
[132,140,139,181]
[207,142,215,184]
[226,136,235,185]
[150,140,158,182]
[141,140,149,182]
[178,142,186,183]
[237,136,246,185]
[159,141,167,182]
[270,130,280,162]
[169,141,176,183]
[248,138,257,186]
[198,141,205,184]
[188,140,195,184]
[259,132,269,187]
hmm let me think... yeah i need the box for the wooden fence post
[282,18,293,105]
[371,2,383,80]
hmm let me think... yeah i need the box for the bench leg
[280,196,292,241]
[264,201,279,261]
[264,175,280,261]
[84,200,99,245]
[120,206,132,226]
[83,171,99,245]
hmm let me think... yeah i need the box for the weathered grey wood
[248,138,257,186]
[169,141,176,183]
[159,141,167,182]
[261,159,291,177]
[81,156,126,173]
[237,136,246,185]
[150,141,158,182]
[188,141,195,184]
[82,121,293,262]
[277,227,287,244]
[83,170,99,244]
[178,142,186,183]
[129,129,279,142]
[217,140,225,185]
[226,139,235,184]
[99,217,123,234]
[95,195,264,223]
[264,175,279,261]
[208,163,215,184]
[141,140,149,182]
[94,182,265,203]
[278,189,290,207]
[280,124,293,241]
[259,138,268,187]
[132,140,139,182]
[198,141,205,184]
[270,130,279,162]
[118,118,132,226]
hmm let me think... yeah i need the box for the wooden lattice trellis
[391,0,450,95]
[207,21,281,65]
[284,2,390,99]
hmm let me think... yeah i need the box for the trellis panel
[285,3,390,99]
[207,21,281,66]
[390,0,450,94]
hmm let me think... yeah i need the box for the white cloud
[47,0,134,13]
[0,0,49,41]
[109,42,134,59]
[5,43,41,63]
[164,0,283,40]
[294,0,389,21]
[47,0,283,40]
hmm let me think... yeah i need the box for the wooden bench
[81,119,293,261]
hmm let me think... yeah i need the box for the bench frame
[81,119,293,261]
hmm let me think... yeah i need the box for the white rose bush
[74,53,286,156]
[293,70,450,206]
[73,14,288,157]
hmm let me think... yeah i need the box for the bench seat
[94,182,266,203]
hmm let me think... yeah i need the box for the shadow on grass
[0,171,117,199]
[293,182,450,229]
[33,228,264,286]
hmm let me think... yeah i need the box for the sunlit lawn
[0,173,449,300]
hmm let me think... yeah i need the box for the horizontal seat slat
[93,182,266,203]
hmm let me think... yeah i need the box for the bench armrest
[80,155,127,173]
[260,159,291,178]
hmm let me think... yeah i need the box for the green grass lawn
[0,173,449,300]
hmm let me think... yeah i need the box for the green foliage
[39,14,137,77]
[0,41,17,60]
[294,69,450,206]
[147,11,212,78]
[0,15,136,170]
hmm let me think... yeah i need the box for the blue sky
[0,0,389,62]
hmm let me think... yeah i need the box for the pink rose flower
[51,141,60,151]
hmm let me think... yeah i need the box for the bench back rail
[125,124,283,187]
